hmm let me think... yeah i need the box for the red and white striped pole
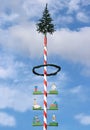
[43,35,47,130]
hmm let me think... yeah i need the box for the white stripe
[44,84,47,91]
[44,87,47,93]
[44,46,47,51]
[44,106,47,112]
[43,127,46,130]
[44,56,47,62]
[44,66,47,70]
[44,47,47,52]
[44,116,47,124]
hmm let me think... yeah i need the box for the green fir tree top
[36,4,55,36]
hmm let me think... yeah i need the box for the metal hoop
[32,64,61,76]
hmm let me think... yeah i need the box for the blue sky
[0,0,90,130]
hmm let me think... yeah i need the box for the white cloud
[0,66,14,79]
[77,12,89,23]
[0,24,90,68]
[70,85,82,94]
[22,0,53,19]
[0,67,11,78]
[56,16,73,25]
[0,13,19,21]
[69,85,90,102]
[0,12,19,28]
[0,112,16,127]
[22,0,43,17]
[0,86,33,112]
[0,23,43,57]
[75,113,90,125]
[0,55,17,79]
[68,0,80,12]
[49,27,90,67]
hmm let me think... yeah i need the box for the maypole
[32,3,61,130]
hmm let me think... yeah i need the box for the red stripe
[44,100,47,107]
[44,60,47,65]
[44,37,47,46]
[44,70,47,75]
[44,80,47,86]
[44,122,47,129]
[44,101,47,107]
[44,111,47,118]
[44,91,47,97]
[44,49,47,56]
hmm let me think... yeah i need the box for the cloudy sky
[0,0,90,130]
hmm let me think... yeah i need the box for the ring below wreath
[32,64,61,76]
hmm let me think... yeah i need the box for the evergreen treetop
[36,4,55,36]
